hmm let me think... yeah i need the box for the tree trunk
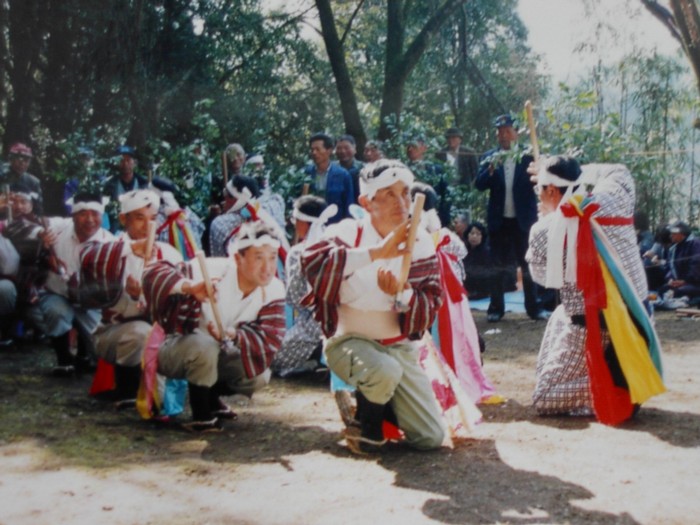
[4,0,43,149]
[377,0,464,140]
[315,0,367,148]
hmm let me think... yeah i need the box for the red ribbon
[560,199,633,425]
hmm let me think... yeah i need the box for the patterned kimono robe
[526,165,648,415]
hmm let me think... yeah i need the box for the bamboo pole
[525,100,540,161]
[195,250,226,341]
[396,192,425,291]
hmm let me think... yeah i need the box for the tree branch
[340,0,366,47]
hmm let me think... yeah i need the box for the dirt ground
[1,309,699,525]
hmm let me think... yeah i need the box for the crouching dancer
[142,221,285,432]
[301,159,445,454]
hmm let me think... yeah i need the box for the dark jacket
[474,148,537,234]
[304,162,355,223]
[666,236,700,285]
[436,146,478,185]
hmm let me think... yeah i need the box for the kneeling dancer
[301,159,445,453]
[143,221,285,431]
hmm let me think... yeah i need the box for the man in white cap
[142,221,286,432]
[301,159,445,454]
[26,192,114,375]
[82,189,182,407]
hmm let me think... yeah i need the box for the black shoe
[182,418,223,433]
[487,313,503,323]
[52,365,76,377]
[212,399,238,420]
[114,398,137,410]
[529,311,551,321]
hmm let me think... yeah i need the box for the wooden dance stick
[222,150,229,188]
[396,192,426,291]
[143,221,157,263]
[195,250,226,342]
[525,100,540,161]
[4,186,12,223]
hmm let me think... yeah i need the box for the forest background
[1,0,698,231]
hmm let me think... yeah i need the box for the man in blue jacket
[475,114,548,322]
[660,220,700,304]
[304,133,354,223]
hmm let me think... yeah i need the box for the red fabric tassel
[89,358,115,396]
[560,201,633,425]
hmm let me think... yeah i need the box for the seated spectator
[635,211,655,257]
[659,220,700,305]
[462,221,499,300]
[642,225,671,292]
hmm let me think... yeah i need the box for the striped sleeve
[401,254,443,340]
[236,298,286,378]
[79,240,125,309]
[142,261,201,334]
[299,238,349,337]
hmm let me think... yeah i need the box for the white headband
[72,201,105,214]
[12,190,39,201]
[226,182,253,212]
[119,189,160,215]
[538,165,580,188]
[292,204,338,225]
[230,233,281,254]
[359,160,414,200]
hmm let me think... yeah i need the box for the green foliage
[538,51,696,228]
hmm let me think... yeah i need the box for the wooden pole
[144,221,157,263]
[195,250,226,341]
[222,150,229,188]
[525,100,540,161]
[396,192,426,290]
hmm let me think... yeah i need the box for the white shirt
[323,216,435,340]
[503,157,516,218]
[110,232,183,320]
[44,217,114,297]
[187,257,285,334]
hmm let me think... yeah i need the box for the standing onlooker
[1,143,43,216]
[475,114,547,322]
[436,127,478,185]
[363,140,384,163]
[304,133,354,223]
[335,135,363,203]
[406,136,450,226]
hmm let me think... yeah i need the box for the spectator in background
[643,225,671,291]
[462,221,498,301]
[1,142,42,217]
[335,135,363,203]
[363,140,384,163]
[436,127,478,185]
[475,114,547,322]
[304,133,354,223]
[406,136,450,226]
[659,220,700,305]
[452,210,470,238]
[635,211,655,257]
[246,153,285,230]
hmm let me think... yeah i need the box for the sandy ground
[0,310,699,525]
